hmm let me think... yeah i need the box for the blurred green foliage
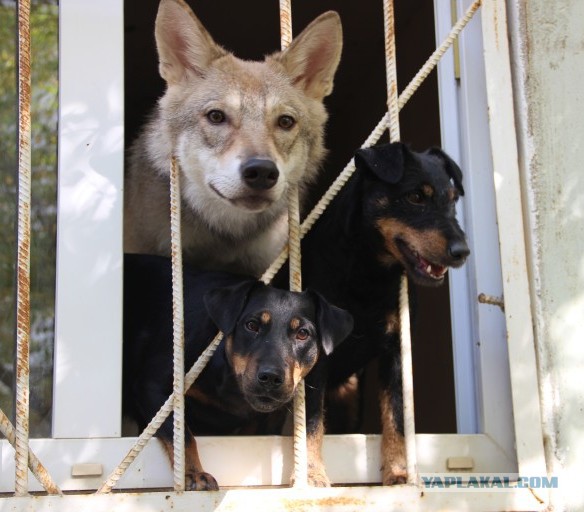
[0,0,58,438]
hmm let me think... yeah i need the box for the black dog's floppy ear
[354,142,407,184]
[428,147,465,195]
[307,290,353,356]
[204,280,262,334]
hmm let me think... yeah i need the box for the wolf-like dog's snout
[241,158,280,190]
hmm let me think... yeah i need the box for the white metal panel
[454,0,516,462]
[433,0,478,435]
[479,0,546,479]
[53,0,124,438]
[0,434,517,492]
[0,484,546,512]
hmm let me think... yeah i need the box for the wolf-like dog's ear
[274,11,343,100]
[306,290,353,356]
[354,142,407,184]
[204,280,262,335]
[155,0,228,84]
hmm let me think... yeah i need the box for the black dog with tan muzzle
[296,142,470,485]
[123,253,353,490]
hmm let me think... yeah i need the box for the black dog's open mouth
[395,239,448,283]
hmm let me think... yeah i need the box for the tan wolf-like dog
[124,0,343,276]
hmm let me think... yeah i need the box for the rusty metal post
[382,0,418,485]
[383,0,400,142]
[279,0,309,488]
[169,157,186,491]
[15,0,32,497]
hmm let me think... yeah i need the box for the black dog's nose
[257,367,284,389]
[449,240,470,261]
[241,159,279,190]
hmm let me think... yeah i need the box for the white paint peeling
[507,1,584,511]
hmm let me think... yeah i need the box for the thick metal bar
[479,0,546,480]
[398,273,417,485]
[279,0,292,49]
[450,0,462,79]
[15,0,32,497]
[169,157,186,491]
[279,0,308,488]
[382,0,417,485]
[288,185,308,488]
[382,0,400,141]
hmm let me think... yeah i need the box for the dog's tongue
[417,254,447,278]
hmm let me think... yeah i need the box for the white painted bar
[455,0,516,460]
[53,0,124,438]
[433,0,478,435]
[0,485,546,512]
[479,0,547,479]
[0,434,516,492]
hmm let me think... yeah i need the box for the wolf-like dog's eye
[278,115,296,130]
[406,192,425,205]
[207,109,226,124]
[296,328,310,341]
[245,319,260,333]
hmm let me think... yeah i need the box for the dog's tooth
[426,265,432,274]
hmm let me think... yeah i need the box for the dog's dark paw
[185,470,219,491]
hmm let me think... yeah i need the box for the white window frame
[437,0,515,446]
[51,0,124,441]
[0,0,547,510]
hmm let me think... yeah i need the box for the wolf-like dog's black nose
[257,367,284,389]
[449,240,470,261]
[241,159,279,190]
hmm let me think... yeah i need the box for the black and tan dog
[298,142,469,485]
[123,253,352,490]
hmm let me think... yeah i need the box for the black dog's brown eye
[278,115,295,130]
[296,328,310,341]
[207,109,226,124]
[406,192,425,205]
[245,320,259,333]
